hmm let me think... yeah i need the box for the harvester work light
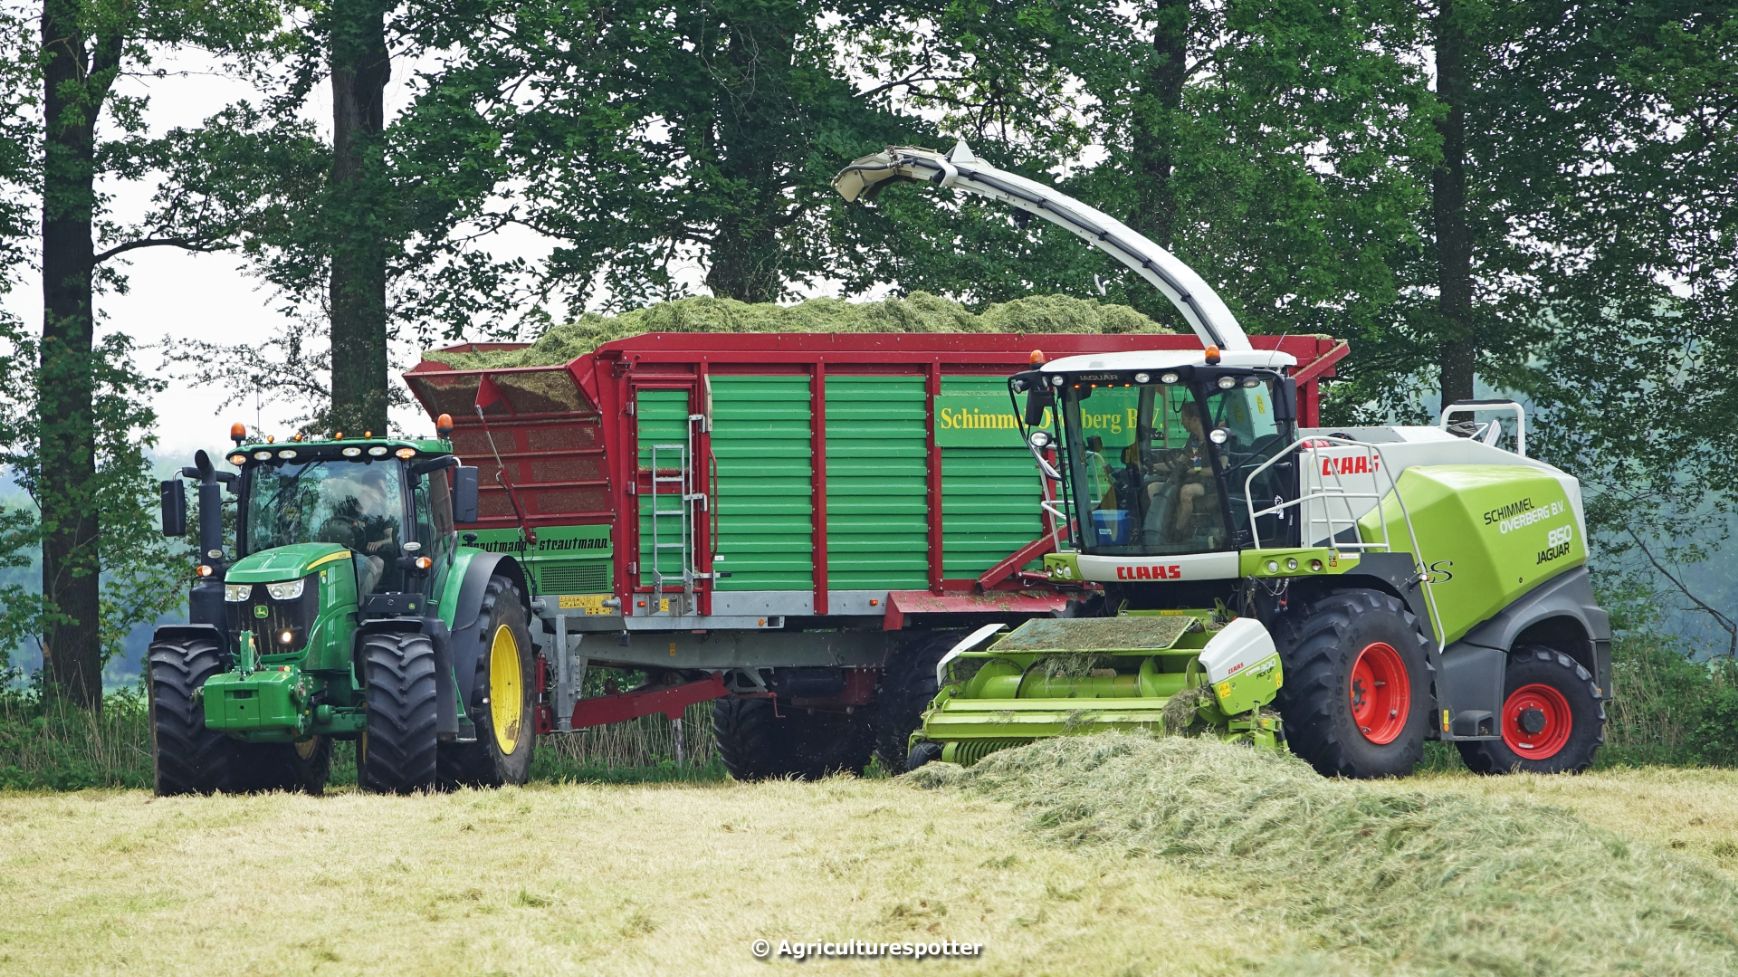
[342,447,362,458]
[224,584,250,602]
[367,446,388,457]
[266,579,305,601]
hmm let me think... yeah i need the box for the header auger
[837,144,1610,778]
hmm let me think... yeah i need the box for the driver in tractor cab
[315,466,401,594]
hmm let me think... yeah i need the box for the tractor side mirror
[160,479,187,538]
[1275,378,1298,424]
[452,466,480,524]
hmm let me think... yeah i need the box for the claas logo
[1321,454,1380,477]
[1115,564,1182,580]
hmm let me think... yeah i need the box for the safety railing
[1241,435,1444,642]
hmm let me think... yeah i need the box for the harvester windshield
[1057,374,1289,554]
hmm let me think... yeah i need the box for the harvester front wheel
[359,632,439,794]
[1457,646,1604,775]
[714,697,872,780]
[439,575,538,788]
[148,636,239,796]
[1274,589,1432,778]
[874,632,958,773]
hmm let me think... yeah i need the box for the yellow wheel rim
[488,625,524,755]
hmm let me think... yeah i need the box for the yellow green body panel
[1358,466,1586,645]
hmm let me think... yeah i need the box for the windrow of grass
[910,733,1738,977]
[425,291,1174,369]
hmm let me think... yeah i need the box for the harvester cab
[147,419,541,795]
[838,143,1612,778]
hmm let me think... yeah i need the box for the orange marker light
[436,413,454,437]
[1029,349,1047,366]
[1204,345,1222,364]
[333,431,343,440]
[195,564,213,578]
[229,422,247,444]
[414,556,433,571]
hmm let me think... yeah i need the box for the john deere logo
[253,604,270,619]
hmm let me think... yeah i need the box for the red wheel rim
[1501,683,1573,760]
[1348,641,1410,745]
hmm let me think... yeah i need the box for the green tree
[31,0,279,707]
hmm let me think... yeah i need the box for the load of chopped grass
[909,733,1738,977]
[429,292,1171,370]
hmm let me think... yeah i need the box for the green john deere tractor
[148,419,538,794]
[834,144,1610,778]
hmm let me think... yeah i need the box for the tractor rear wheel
[873,632,958,773]
[714,697,872,781]
[1274,589,1432,778]
[148,636,240,796]
[438,575,538,789]
[235,737,332,794]
[359,632,439,794]
[1457,646,1604,775]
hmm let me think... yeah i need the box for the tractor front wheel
[148,636,240,796]
[1457,647,1604,775]
[1274,589,1432,778]
[438,575,538,788]
[359,632,439,793]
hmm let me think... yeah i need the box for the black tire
[438,575,538,789]
[713,697,872,781]
[1457,646,1604,775]
[234,737,332,795]
[873,633,958,773]
[906,740,943,772]
[148,636,240,796]
[359,631,439,794]
[1273,588,1433,778]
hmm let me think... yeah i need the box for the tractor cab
[220,435,478,623]
[1013,346,1302,557]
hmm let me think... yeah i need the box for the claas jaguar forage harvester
[835,143,1611,777]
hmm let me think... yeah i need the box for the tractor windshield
[1059,374,1289,555]
[242,459,407,594]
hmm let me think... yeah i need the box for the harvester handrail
[1242,436,1444,642]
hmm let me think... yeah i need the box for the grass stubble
[4,735,1738,976]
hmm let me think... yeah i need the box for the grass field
[4,737,1738,977]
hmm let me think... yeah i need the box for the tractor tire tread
[360,632,439,794]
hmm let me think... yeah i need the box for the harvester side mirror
[1274,379,1298,424]
[1024,388,1053,427]
[160,479,187,538]
[453,466,480,524]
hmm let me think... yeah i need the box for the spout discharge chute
[833,141,1251,352]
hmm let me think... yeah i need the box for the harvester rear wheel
[874,632,958,773]
[1457,646,1603,775]
[359,632,439,794]
[1274,589,1432,778]
[439,575,538,789]
[148,636,240,796]
[235,737,332,794]
[713,697,872,781]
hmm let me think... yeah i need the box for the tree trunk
[1129,0,1189,251]
[702,7,795,303]
[328,0,391,433]
[37,0,103,710]
[1432,0,1477,410]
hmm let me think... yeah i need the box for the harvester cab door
[630,380,713,617]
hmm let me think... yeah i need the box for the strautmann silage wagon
[404,331,1347,778]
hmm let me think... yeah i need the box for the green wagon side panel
[636,389,693,589]
[712,376,815,591]
[827,375,930,590]
[939,376,1045,579]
